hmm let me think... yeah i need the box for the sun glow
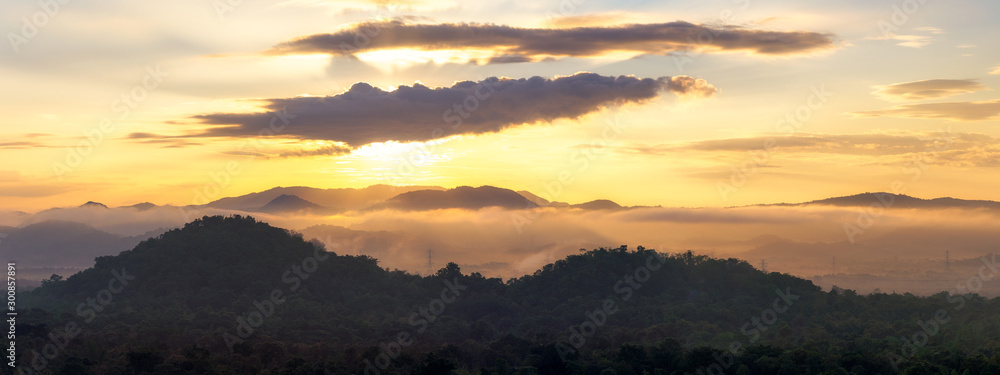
[354,48,496,70]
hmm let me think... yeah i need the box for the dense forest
[8,215,1000,375]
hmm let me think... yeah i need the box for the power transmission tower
[427,249,432,276]
[760,259,767,273]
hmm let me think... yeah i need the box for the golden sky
[2,0,1000,212]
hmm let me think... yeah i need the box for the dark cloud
[852,100,1000,121]
[162,73,715,148]
[874,79,988,101]
[486,54,533,64]
[267,20,836,62]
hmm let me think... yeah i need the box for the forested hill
[15,215,1000,375]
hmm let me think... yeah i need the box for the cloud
[615,133,943,155]
[276,144,353,158]
[0,171,21,182]
[866,27,942,48]
[867,33,934,48]
[486,54,533,64]
[0,184,77,198]
[125,133,203,148]
[607,132,1000,167]
[873,79,988,101]
[0,141,47,149]
[150,73,715,148]
[913,26,944,34]
[267,20,836,62]
[991,65,1000,75]
[852,100,1000,121]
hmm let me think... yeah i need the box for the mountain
[777,192,1000,210]
[20,215,1000,374]
[2,220,150,268]
[207,184,443,211]
[125,202,157,211]
[80,201,108,208]
[369,185,539,210]
[571,199,622,210]
[516,190,569,207]
[256,194,327,214]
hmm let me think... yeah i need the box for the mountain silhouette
[515,190,569,207]
[775,192,1000,209]
[370,185,540,210]
[80,201,108,208]
[256,194,327,213]
[571,199,623,210]
[207,184,443,211]
[2,221,148,268]
[125,202,157,211]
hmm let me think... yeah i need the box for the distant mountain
[370,185,539,210]
[80,201,108,208]
[2,220,152,268]
[516,190,569,207]
[778,192,1000,210]
[125,202,157,211]
[571,199,622,210]
[256,194,327,213]
[207,184,443,211]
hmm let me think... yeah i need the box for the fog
[4,203,999,296]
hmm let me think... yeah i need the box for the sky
[2,0,1000,212]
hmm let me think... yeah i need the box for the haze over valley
[6,185,999,297]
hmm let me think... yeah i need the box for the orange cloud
[852,100,1000,121]
[874,79,987,101]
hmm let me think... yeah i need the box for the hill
[571,199,623,210]
[776,192,1000,210]
[255,194,328,214]
[19,215,1000,374]
[206,185,443,211]
[516,190,569,207]
[369,185,540,210]
[2,220,150,268]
